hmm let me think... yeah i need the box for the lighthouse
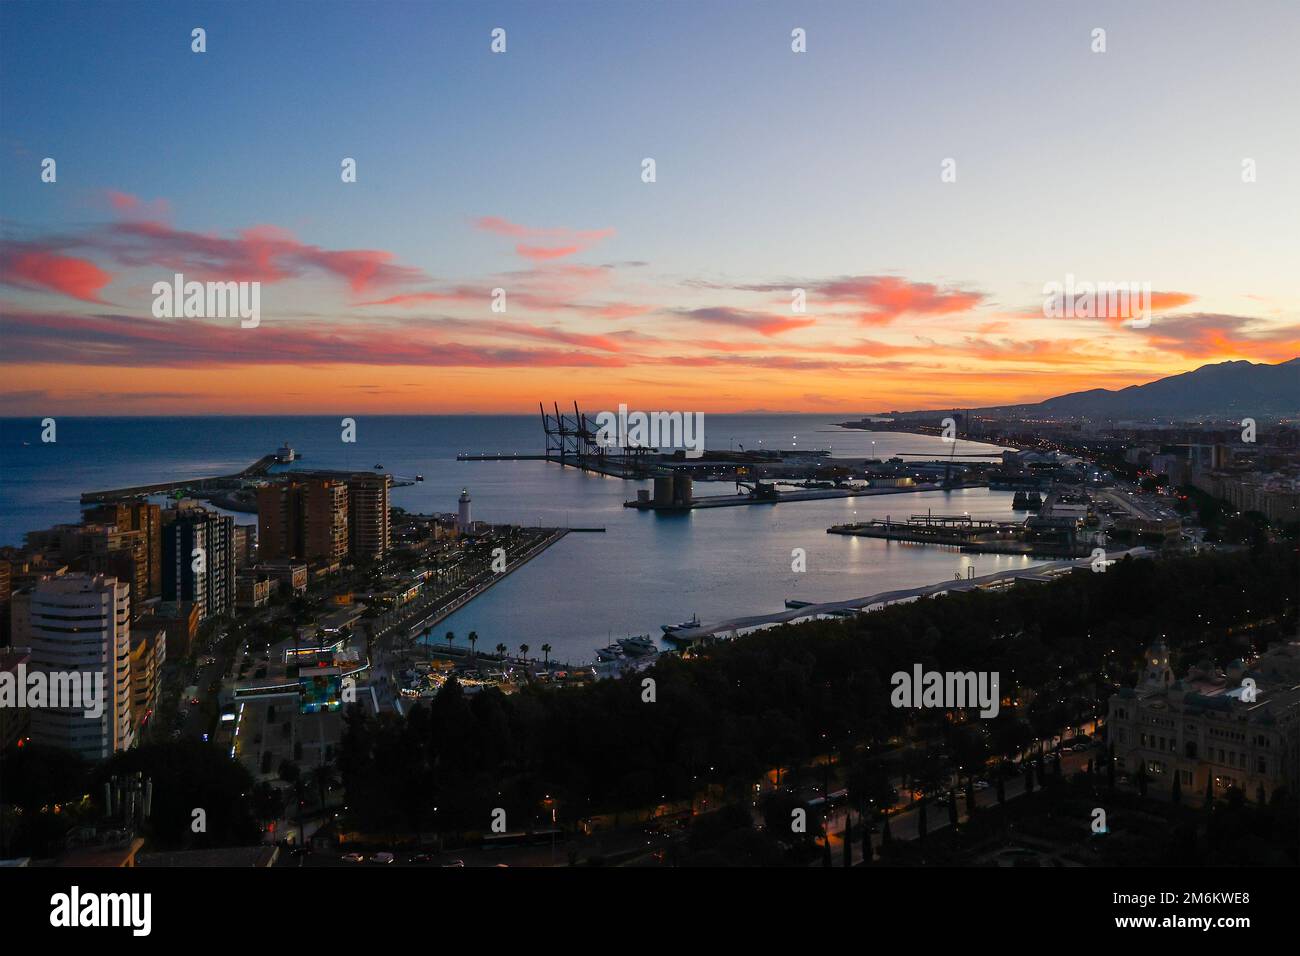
[457,488,472,533]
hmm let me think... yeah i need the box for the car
[973,780,991,790]
[189,697,200,706]
[1071,743,1090,752]
[371,851,395,864]
[410,853,434,864]
[341,852,366,863]
[442,859,465,868]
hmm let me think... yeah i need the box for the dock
[81,454,280,503]
[624,482,959,511]
[665,547,1154,642]
[826,513,1087,557]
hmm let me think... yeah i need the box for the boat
[617,635,658,656]
[416,474,424,482]
[785,599,813,609]
[373,464,384,470]
[595,643,624,663]
[661,614,700,634]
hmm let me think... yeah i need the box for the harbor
[826,511,1090,557]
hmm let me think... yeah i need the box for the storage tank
[653,476,675,507]
[672,474,693,506]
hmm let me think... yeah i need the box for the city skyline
[2,2,1298,415]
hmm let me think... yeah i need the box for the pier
[376,528,572,647]
[665,547,1154,643]
[624,482,954,511]
[826,513,1087,557]
[81,454,280,503]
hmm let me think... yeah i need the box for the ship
[595,643,624,663]
[617,634,659,656]
[661,613,700,635]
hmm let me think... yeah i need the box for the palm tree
[541,643,552,668]
[468,631,478,661]
[307,761,339,812]
[445,630,455,655]
[519,643,530,661]
[495,642,507,659]
[278,760,306,846]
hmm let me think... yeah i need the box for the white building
[28,574,134,761]
[457,488,472,534]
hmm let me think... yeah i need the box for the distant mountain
[985,358,1300,419]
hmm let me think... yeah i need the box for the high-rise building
[257,481,302,563]
[0,646,31,749]
[27,574,134,761]
[0,558,11,645]
[232,524,257,568]
[347,474,391,561]
[129,627,165,732]
[304,479,349,564]
[27,522,149,614]
[257,478,348,565]
[162,508,235,621]
[84,502,162,599]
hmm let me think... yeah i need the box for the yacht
[617,635,658,656]
[595,644,624,663]
[661,614,700,634]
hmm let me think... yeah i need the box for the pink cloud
[98,219,426,293]
[0,310,630,369]
[0,244,113,303]
[473,216,614,261]
[674,307,815,337]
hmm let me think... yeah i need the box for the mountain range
[887,358,1300,420]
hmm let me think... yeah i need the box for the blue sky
[2,1,1298,413]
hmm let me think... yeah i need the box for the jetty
[665,547,1154,643]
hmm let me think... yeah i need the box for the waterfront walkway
[668,546,1154,641]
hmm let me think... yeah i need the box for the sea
[0,415,1045,665]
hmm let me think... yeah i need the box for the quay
[665,547,1154,643]
[623,481,962,511]
[81,453,419,505]
[81,454,280,503]
[826,513,1089,557]
[379,527,572,647]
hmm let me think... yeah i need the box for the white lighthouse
[457,488,472,533]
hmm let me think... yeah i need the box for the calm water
[0,415,1040,663]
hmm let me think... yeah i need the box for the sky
[1,0,1298,415]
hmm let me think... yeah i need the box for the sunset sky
[2,1,1298,415]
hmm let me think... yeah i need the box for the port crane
[941,410,962,491]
